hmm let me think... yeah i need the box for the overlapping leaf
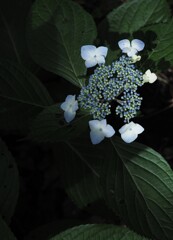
[30,105,91,142]
[0,60,53,132]
[59,133,173,239]
[0,0,36,70]
[27,0,97,87]
[102,137,173,240]
[49,224,149,240]
[107,0,170,34]
[0,139,19,224]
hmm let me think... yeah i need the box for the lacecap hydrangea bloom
[60,39,157,144]
[81,45,108,68]
[60,95,78,123]
[119,121,144,143]
[89,119,115,144]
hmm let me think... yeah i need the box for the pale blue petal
[131,39,145,51]
[133,123,144,134]
[121,47,131,53]
[100,119,107,127]
[89,120,100,131]
[65,95,75,102]
[64,111,76,123]
[121,129,137,143]
[126,48,138,57]
[60,101,68,111]
[96,47,108,57]
[96,55,105,65]
[119,123,128,134]
[90,130,105,144]
[85,58,97,68]
[81,45,96,60]
[118,39,130,50]
[104,125,115,138]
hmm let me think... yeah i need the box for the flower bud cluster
[78,55,143,122]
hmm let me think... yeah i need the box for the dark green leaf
[0,215,17,240]
[0,0,37,71]
[27,0,97,87]
[102,137,173,240]
[57,138,103,208]
[107,0,170,34]
[0,139,19,224]
[30,105,91,142]
[49,224,149,240]
[0,61,53,132]
[147,20,173,65]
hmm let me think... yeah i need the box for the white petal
[89,120,100,131]
[60,101,68,111]
[143,74,149,83]
[96,55,105,65]
[126,48,138,57]
[149,73,157,83]
[118,39,130,50]
[121,129,138,143]
[121,47,131,54]
[64,111,76,123]
[65,95,75,102]
[119,122,135,134]
[85,58,98,68]
[90,130,105,144]
[104,125,115,138]
[119,123,128,134]
[146,69,151,75]
[133,123,144,134]
[95,47,108,57]
[81,45,96,60]
[100,119,107,127]
[131,39,145,51]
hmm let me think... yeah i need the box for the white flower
[118,39,145,57]
[131,54,141,63]
[60,95,78,123]
[81,45,108,68]
[89,119,115,144]
[143,69,157,84]
[119,121,144,143]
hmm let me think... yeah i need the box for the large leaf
[0,139,19,223]
[59,133,173,239]
[0,0,36,70]
[147,20,173,65]
[49,224,149,240]
[107,0,170,34]
[56,135,104,208]
[30,105,91,142]
[102,137,173,240]
[0,60,53,132]
[27,0,97,87]
[0,215,17,240]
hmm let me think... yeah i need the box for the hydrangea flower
[119,121,144,143]
[89,119,115,144]
[81,45,108,68]
[143,69,157,84]
[60,95,78,123]
[118,39,145,57]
